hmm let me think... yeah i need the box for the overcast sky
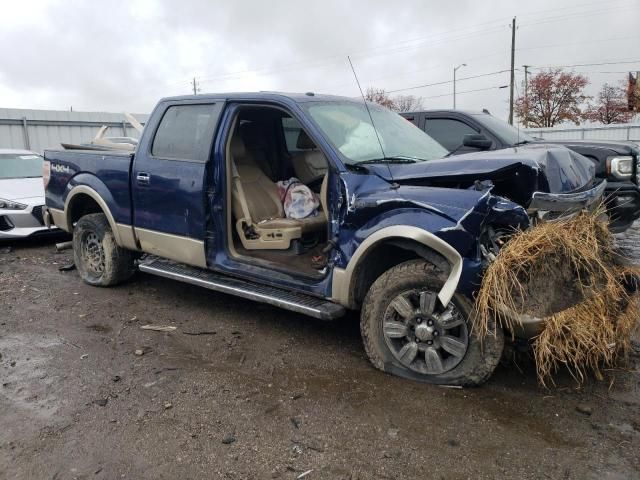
[1,0,639,123]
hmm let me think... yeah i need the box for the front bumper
[603,182,640,233]
[0,204,58,239]
[528,180,607,220]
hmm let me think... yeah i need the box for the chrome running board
[138,257,345,320]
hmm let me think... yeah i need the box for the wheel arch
[64,185,123,246]
[331,226,463,309]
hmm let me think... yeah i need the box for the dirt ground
[1,226,639,480]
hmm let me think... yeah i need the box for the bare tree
[393,95,424,112]
[515,69,589,127]
[364,87,425,113]
[364,87,397,110]
[584,83,635,124]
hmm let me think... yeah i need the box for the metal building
[526,123,640,142]
[0,108,150,154]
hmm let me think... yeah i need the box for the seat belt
[230,158,253,224]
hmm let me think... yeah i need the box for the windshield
[0,153,43,179]
[472,113,534,145]
[304,102,448,164]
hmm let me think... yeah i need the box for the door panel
[132,102,223,266]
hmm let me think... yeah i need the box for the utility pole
[192,77,199,95]
[453,63,467,109]
[523,64,531,127]
[508,17,516,125]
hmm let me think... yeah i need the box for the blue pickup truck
[43,92,605,386]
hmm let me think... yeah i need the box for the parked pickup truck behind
[401,110,640,232]
[44,93,605,386]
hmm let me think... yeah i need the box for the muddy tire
[360,259,504,387]
[73,213,135,287]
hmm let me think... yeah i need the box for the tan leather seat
[291,130,328,185]
[230,135,325,250]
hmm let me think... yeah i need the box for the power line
[386,69,511,94]
[196,24,508,84]
[422,85,509,100]
[519,4,639,28]
[513,0,635,19]
[158,1,639,91]
[516,35,640,53]
[164,21,512,87]
[530,60,640,69]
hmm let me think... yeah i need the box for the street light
[453,63,467,109]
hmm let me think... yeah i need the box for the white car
[0,149,55,239]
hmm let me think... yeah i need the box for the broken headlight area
[479,225,516,263]
[478,198,530,264]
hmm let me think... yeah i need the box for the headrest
[230,135,246,157]
[296,130,316,150]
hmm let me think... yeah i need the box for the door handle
[136,172,150,186]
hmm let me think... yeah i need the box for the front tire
[73,213,135,287]
[360,259,504,387]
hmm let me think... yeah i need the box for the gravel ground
[0,227,638,480]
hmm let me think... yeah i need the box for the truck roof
[403,109,489,116]
[159,91,360,104]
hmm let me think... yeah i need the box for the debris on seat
[276,177,320,219]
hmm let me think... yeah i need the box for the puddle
[0,334,65,425]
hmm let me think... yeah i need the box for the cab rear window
[152,104,222,161]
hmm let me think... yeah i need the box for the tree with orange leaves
[516,69,589,127]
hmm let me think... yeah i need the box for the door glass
[152,104,222,161]
[424,118,477,152]
[282,116,304,153]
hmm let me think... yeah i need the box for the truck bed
[44,148,134,226]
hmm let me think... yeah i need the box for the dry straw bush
[474,208,639,386]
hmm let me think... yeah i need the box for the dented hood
[371,144,596,196]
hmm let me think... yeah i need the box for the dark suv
[402,110,640,232]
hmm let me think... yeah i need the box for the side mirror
[462,134,492,150]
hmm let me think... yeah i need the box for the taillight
[43,160,51,188]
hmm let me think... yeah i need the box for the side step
[138,257,346,321]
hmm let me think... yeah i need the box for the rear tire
[73,213,135,287]
[360,259,504,387]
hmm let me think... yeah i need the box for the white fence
[526,123,640,142]
[0,108,149,154]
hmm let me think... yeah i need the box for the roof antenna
[347,56,395,184]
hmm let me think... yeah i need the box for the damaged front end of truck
[329,141,617,386]
[334,143,606,316]
[296,97,626,386]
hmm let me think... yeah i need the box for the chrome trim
[135,228,206,268]
[48,207,66,231]
[529,180,606,214]
[331,226,463,309]
[139,258,345,320]
[115,223,139,251]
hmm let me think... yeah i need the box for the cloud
[0,0,638,122]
